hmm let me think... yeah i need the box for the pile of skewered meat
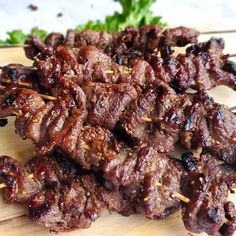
[0,25,235,235]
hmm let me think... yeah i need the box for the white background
[0,0,236,39]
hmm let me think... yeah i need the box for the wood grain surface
[0,33,235,236]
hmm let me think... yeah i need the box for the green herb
[30,28,48,40]
[76,0,167,33]
[0,28,48,46]
[0,30,26,46]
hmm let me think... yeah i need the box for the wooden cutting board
[0,32,235,236]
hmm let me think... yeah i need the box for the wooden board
[0,34,235,236]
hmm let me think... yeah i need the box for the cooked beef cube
[122,82,190,152]
[206,144,236,165]
[75,29,112,49]
[0,88,45,118]
[0,156,41,203]
[103,145,183,219]
[83,81,138,129]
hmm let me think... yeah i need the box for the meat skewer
[0,25,235,235]
[1,28,236,49]
[0,87,190,204]
[201,29,236,34]
[1,38,236,92]
[0,166,190,203]
[0,79,235,162]
[0,150,234,234]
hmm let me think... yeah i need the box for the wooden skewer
[141,117,153,122]
[201,29,236,35]
[0,83,57,101]
[229,106,236,112]
[0,78,32,87]
[0,44,30,48]
[84,144,91,150]
[155,181,190,203]
[0,66,37,70]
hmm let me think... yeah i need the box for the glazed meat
[181,152,236,236]
[25,25,199,61]
[0,87,44,118]
[121,82,191,152]
[83,81,138,129]
[103,145,184,219]
[3,37,236,95]
[0,156,41,203]
[0,154,123,232]
[180,93,236,157]
[205,143,236,165]
[0,25,235,235]
[148,37,236,91]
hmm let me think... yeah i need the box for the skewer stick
[0,66,37,70]
[0,78,32,87]
[0,44,30,48]
[38,94,57,101]
[0,83,57,101]
[229,106,236,112]
[155,181,190,203]
[141,117,153,122]
[201,29,236,35]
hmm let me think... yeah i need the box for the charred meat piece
[35,45,84,88]
[106,25,199,63]
[122,82,191,153]
[205,143,236,166]
[77,45,129,83]
[0,88,45,118]
[25,26,199,61]
[0,153,137,232]
[0,156,41,203]
[148,38,236,91]
[159,26,199,47]
[25,35,52,60]
[75,29,113,49]
[0,154,104,232]
[103,145,184,219]
[180,93,236,165]
[83,81,138,129]
[75,125,121,169]
[1,64,35,84]
[28,176,104,232]
[182,152,236,236]
[125,57,156,87]
[0,64,49,94]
